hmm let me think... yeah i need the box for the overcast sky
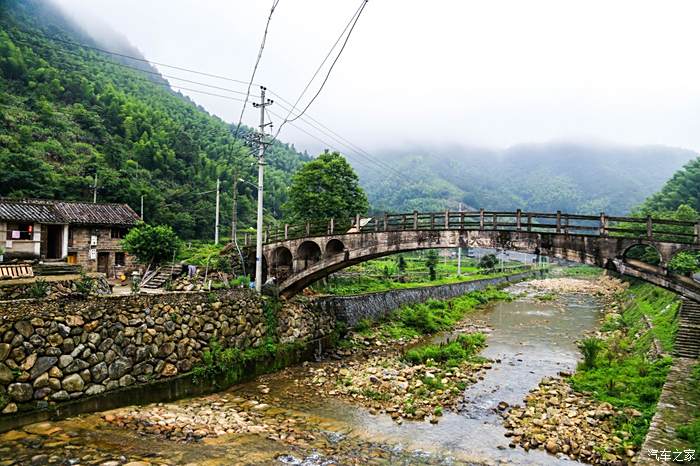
[54,0,700,155]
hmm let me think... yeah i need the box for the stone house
[0,198,140,277]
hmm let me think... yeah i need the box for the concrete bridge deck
[235,210,700,299]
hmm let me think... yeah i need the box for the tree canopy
[284,151,369,223]
[122,223,181,266]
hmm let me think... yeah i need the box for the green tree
[397,255,407,274]
[425,250,439,281]
[122,223,181,266]
[479,254,498,270]
[284,151,369,223]
[669,251,700,276]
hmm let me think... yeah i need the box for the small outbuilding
[0,198,140,276]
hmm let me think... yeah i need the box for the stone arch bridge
[237,210,700,300]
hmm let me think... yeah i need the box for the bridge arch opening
[270,246,293,282]
[325,239,345,258]
[296,241,322,271]
[623,244,662,267]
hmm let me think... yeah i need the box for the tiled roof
[0,198,140,226]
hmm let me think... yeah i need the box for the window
[6,223,33,240]
[110,227,127,239]
[115,252,126,266]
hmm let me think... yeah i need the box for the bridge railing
[234,209,700,246]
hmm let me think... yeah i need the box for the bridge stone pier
[240,210,700,300]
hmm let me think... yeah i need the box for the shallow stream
[1,281,603,466]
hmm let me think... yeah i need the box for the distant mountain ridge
[357,142,698,215]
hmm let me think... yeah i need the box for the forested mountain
[0,0,310,238]
[640,157,700,214]
[358,143,697,215]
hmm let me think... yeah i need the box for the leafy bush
[479,254,498,270]
[122,223,181,266]
[26,278,50,299]
[74,272,95,298]
[668,250,700,276]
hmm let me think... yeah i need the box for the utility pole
[93,173,98,203]
[214,178,221,245]
[140,195,144,220]
[231,174,238,242]
[252,86,273,293]
[457,202,462,276]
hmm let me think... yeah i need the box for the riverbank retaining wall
[0,290,334,423]
[315,270,540,327]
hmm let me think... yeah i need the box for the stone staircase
[675,298,700,358]
[140,263,182,290]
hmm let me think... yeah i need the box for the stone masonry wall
[315,271,538,327]
[0,290,334,416]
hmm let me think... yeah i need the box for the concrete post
[599,212,607,237]
[556,211,561,234]
[244,232,249,246]
[383,213,388,231]
[355,214,361,231]
[492,212,497,230]
[479,209,485,230]
[445,210,449,229]
[646,216,653,240]
[430,213,435,229]
[413,211,418,230]
[284,224,289,240]
[306,222,310,236]
[516,209,522,231]
[402,214,407,231]
[329,218,334,235]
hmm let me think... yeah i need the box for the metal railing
[234,209,700,246]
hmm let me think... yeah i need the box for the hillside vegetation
[0,0,309,238]
[358,143,697,215]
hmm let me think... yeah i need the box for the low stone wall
[315,270,539,327]
[0,275,111,300]
[0,290,334,419]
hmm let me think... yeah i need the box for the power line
[287,0,369,124]
[234,0,281,138]
[13,24,405,180]
[272,98,408,179]
[274,0,364,134]
[11,33,253,97]
[15,29,255,86]
[266,108,392,175]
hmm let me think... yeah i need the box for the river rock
[14,321,33,339]
[62,374,85,392]
[0,343,10,361]
[0,362,14,383]
[108,357,132,380]
[8,383,33,402]
[30,356,57,380]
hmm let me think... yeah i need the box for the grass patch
[394,288,511,335]
[676,364,700,451]
[311,253,534,296]
[404,333,486,366]
[558,265,604,278]
[570,281,679,447]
